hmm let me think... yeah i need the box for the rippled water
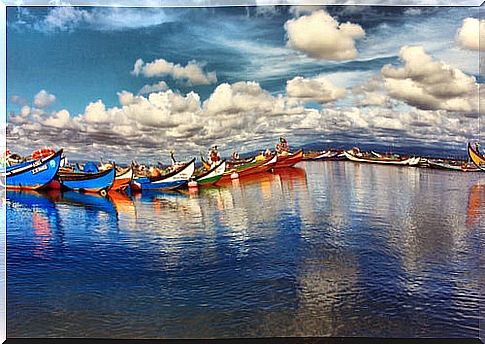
[5,161,484,338]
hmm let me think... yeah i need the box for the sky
[5,5,484,163]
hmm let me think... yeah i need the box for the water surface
[6,161,483,338]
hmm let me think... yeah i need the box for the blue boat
[131,158,195,191]
[5,149,63,190]
[58,166,116,195]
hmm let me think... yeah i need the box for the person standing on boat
[170,150,177,165]
[475,142,481,155]
[276,137,289,156]
[208,145,221,166]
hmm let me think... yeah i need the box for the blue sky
[6,5,483,163]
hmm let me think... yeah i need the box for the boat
[344,148,416,165]
[58,165,116,195]
[111,165,134,192]
[194,160,226,186]
[5,149,63,190]
[303,149,346,161]
[467,142,485,171]
[130,158,196,191]
[274,149,304,168]
[427,159,481,172]
[216,154,277,184]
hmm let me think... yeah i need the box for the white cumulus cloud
[138,81,169,95]
[33,89,56,109]
[286,76,347,103]
[284,10,365,60]
[456,17,485,51]
[381,46,479,114]
[131,58,217,86]
[352,76,390,107]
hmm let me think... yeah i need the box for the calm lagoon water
[5,161,484,338]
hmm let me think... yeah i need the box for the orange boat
[111,166,134,192]
[216,154,277,184]
[274,149,304,168]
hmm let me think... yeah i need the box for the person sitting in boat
[231,151,240,161]
[351,147,363,157]
[264,148,272,157]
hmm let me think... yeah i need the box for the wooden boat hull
[428,159,481,172]
[111,166,134,192]
[468,143,485,171]
[58,166,116,195]
[131,158,195,191]
[194,160,226,186]
[275,149,303,168]
[217,154,277,184]
[5,149,63,190]
[303,150,346,161]
[344,150,413,165]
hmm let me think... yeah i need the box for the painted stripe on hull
[132,179,187,190]
[197,174,223,185]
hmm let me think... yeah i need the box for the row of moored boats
[303,143,485,172]
[2,147,304,195]
[4,142,484,196]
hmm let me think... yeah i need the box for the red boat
[216,154,277,184]
[274,149,304,168]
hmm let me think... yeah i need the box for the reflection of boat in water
[221,171,276,188]
[7,190,58,211]
[108,191,136,219]
[7,190,61,256]
[466,182,484,228]
[42,189,117,215]
[273,167,307,184]
[132,189,199,215]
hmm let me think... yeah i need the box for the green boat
[194,160,226,186]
